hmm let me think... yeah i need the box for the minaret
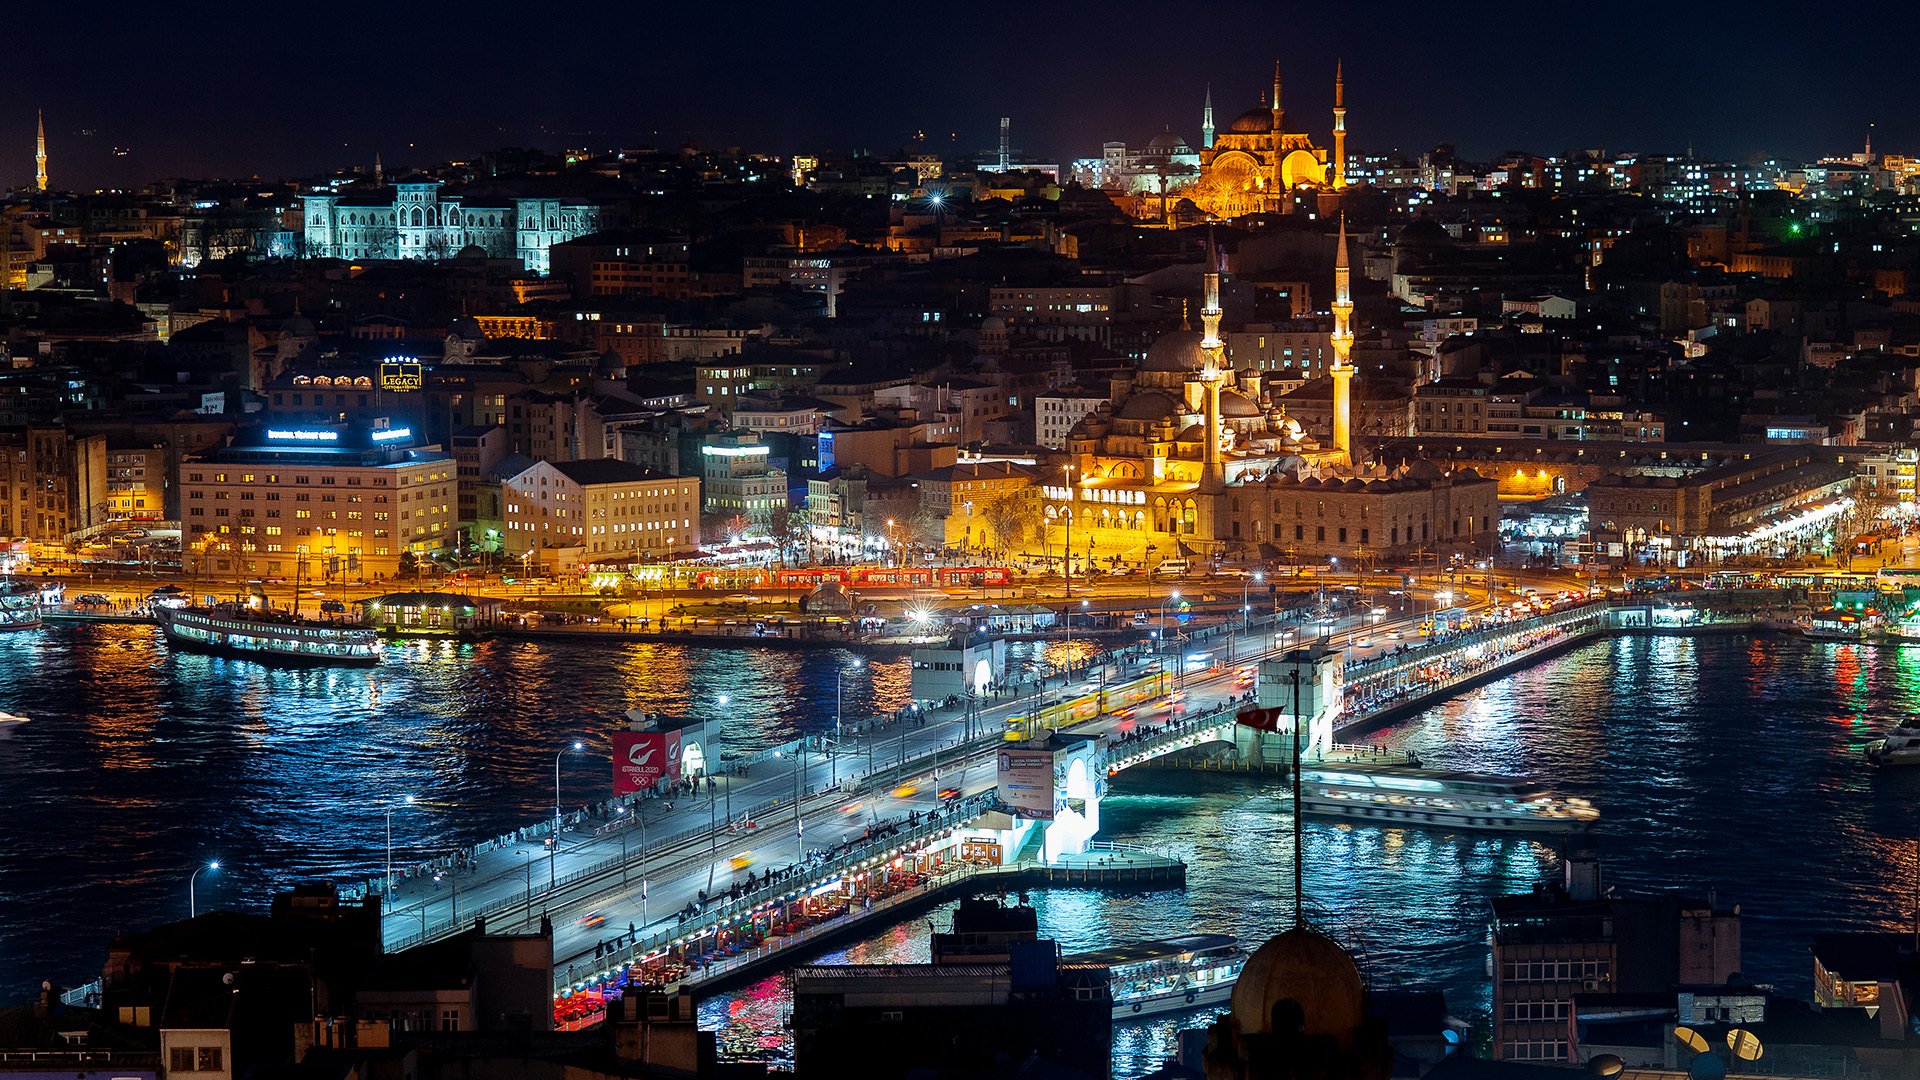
[1198,232,1227,492]
[1271,61,1285,135]
[35,110,47,193]
[1329,215,1355,466]
[1202,85,1215,150]
[1332,61,1347,189]
[374,151,384,186]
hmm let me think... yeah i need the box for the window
[170,1048,196,1072]
[198,1046,224,1071]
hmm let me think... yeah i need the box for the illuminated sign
[380,361,424,392]
[267,429,340,442]
[701,445,771,457]
[369,427,414,443]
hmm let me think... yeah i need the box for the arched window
[1182,500,1197,534]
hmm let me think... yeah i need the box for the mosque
[1189,61,1349,219]
[1047,220,1497,568]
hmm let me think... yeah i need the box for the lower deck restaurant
[551,828,969,1031]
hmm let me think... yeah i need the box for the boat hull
[1866,741,1920,766]
[1115,979,1234,1021]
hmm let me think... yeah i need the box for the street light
[385,794,415,894]
[551,740,584,889]
[835,659,864,783]
[1062,463,1075,599]
[189,860,220,918]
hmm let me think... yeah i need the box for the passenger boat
[157,600,383,666]
[1866,722,1920,766]
[0,579,41,631]
[1804,608,1871,641]
[1067,934,1244,1021]
[1297,764,1598,834]
[0,711,27,728]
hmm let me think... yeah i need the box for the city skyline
[9,0,1906,190]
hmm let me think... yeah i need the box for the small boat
[1297,763,1599,834]
[0,579,41,631]
[0,711,27,726]
[1866,723,1920,766]
[1067,934,1245,1021]
[1804,608,1872,641]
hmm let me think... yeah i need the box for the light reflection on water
[6,627,1920,1074]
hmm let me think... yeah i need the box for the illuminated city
[4,6,1920,1080]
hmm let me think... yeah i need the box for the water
[4,625,1919,1076]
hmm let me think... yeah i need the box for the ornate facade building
[1192,62,1348,218]
[300,176,601,274]
[1043,224,1496,567]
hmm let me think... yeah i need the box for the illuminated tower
[998,117,1011,173]
[374,150,384,186]
[1202,85,1215,150]
[1332,61,1347,189]
[35,110,47,193]
[1199,233,1227,492]
[1270,61,1284,136]
[1330,215,1355,466]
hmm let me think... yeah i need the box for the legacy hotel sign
[379,361,423,392]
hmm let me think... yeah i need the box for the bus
[1419,607,1470,636]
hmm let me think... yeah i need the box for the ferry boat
[1297,764,1598,834]
[0,579,41,631]
[1866,722,1920,766]
[1068,934,1244,1021]
[1804,607,1872,642]
[157,600,383,666]
[0,711,27,728]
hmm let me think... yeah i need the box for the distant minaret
[1330,214,1355,466]
[35,110,47,193]
[1271,61,1285,135]
[1332,61,1347,189]
[998,117,1011,173]
[1202,84,1215,149]
[374,151,384,186]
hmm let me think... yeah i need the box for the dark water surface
[3,627,1917,1077]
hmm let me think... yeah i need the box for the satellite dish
[1687,1052,1726,1080]
[1726,1028,1764,1061]
[1587,1053,1625,1077]
[1673,1025,1710,1053]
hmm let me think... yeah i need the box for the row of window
[1501,1041,1568,1061]
[1499,960,1609,983]
[1501,1000,1571,1022]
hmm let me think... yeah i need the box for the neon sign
[370,427,413,443]
[267,429,340,442]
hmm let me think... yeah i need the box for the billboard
[380,361,424,392]
[613,730,682,794]
[996,747,1056,820]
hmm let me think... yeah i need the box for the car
[937,788,961,801]
[319,600,346,614]
[578,911,608,929]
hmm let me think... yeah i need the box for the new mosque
[1045,218,1497,568]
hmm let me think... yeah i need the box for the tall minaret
[1332,61,1348,189]
[374,151,384,186]
[35,110,48,193]
[1201,85,1215,149]
[1271,61,1285,135]
[1198,232,1227,492]
[1329,215,1355,466]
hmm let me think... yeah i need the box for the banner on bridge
[613,730,682,794]
[996,747,1056,819]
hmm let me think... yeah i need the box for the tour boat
[1804,608,1871,641]
[1866,722,1920,766]
[157,601,383,666]
[1296,764,1599,834]
[0,711,27,728]
[1069,934,1244,1021]
[0,579,41,631]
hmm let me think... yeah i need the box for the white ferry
[157,602,383,666]
[1804,608,1871,642]
[1068,934,1245,1021]
[1297,764,1598,834]
[1866,723,1920,766]
[0,579,41,631]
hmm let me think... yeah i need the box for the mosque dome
[980,315,1006,332]
[1140,329,1205,373]
[279,312,317,340]
[1229,926,1365,1041]
[1220,389,1261,418]
[1114,390,1181,423]
[447,315,486,342]
[1146,128,1189,154]
[1228,108,1274,134]
[595,350,627,378]
[455,244,488,261]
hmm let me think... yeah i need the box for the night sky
[10,1,1906,190]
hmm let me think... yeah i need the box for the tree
[768,504,809,567]
[397,551,419,578]
[979,487,1042,562]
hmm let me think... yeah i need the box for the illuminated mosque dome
[1140,328,1206,373]
[1229,926,1365,1043]
[1228,107,1275,134]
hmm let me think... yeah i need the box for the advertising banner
[996,747,1056,820]
[613,730,682,794]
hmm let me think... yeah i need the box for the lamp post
[1160,589,1181,691]
[551,740,584,889]
[1062,463,1074,600]
[385,794,415,895]
[835,659,863,784]
[431,870,459,931]
[189,860,220,918]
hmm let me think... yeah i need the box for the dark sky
[9,0,1906,191]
